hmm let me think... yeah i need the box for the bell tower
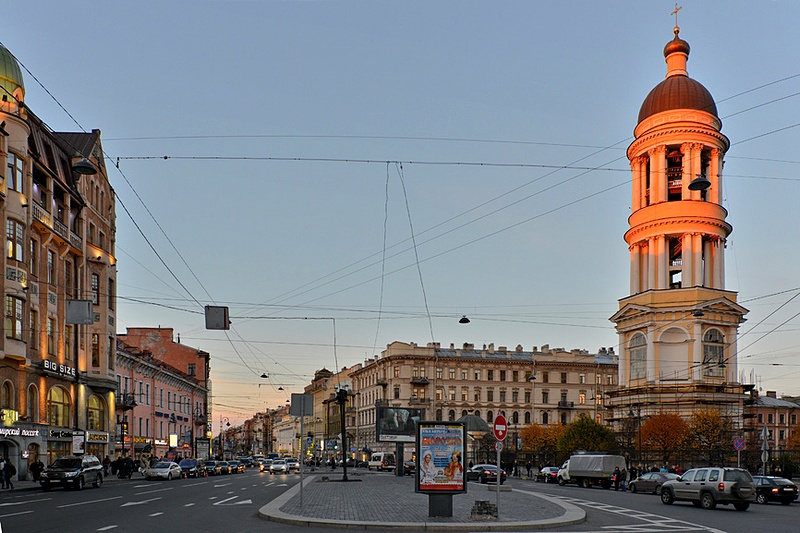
[608,24,747,426]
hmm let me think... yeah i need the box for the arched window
[542,412,549,425]
[629,333,647,380]
[27,384,39,422]
[524,411,531,424]
[1,381,13,409]
[473,410,480,419]
[487,411,493,423]
[88,394,106,430]
[47,386,71,427]
[703,329,725,378]
[435,409,442,421]
[560,413,568,425]
[512,411,519,424]
[461,410,468,418]
[448,410,455,422]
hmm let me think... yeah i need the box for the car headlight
[40,472,49,479]
[64,471,78,477]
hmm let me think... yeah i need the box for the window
[560,372,567,384]
[780,430,785,440]
[188,363,196,376]
[579,373,586,384]
[780,414,785,425]
[87,395,105,430]
[64,325,73,361]
[412,366,420,378]
[448,389,455,401]
[47,318,55,354]
[473,389,481,402]
[7,152,24,192]
[542,391,549,404]
[499,389,506,402]
[47,387,70,427]
[413,387,425,400]
[461,388,467,401]
[146,384,150,406]
[474,370,480,380]
[27,384,39,422]
[487,389,494,401]
[91,274,100,305]
[394,386,400,400]
[512,390,519,402]
[30,238,38,275]
[542,371,549,383]
[487,370,494,381]
[108,278,115,310]
[758,413,763,424]
[448,410,455,422]
[29,309,38,349]
[1,381,14,409]
[512,370,519,382]
[108,336,115,369]
[487,411,493,423]
[792,414,797,425]
[6,219,24,261]
[561,412,567,425]
[91,334,100,367]
[436,367,442,379]
[542,412,549,424]
[606,374,614,385]
[525,391,531,403]
[512,411,519,424]
[500,370,506,381]
[768,413,774,424]
[630,332,647,380]
[5,296,24,340]
[449,369,455,380]
[579,393,586,405]
[461,370,467,380]
[436,388,443,401]
[702,329,725,378]
[524,412,531,424]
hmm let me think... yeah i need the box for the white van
[368,452,395,471]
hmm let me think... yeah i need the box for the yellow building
[609,25,747,427]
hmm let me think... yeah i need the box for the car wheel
[756,493,767,504]
[733,502,750,511]
[581,478,592,489]
[76,476,85,491]
[629,483,637,493]
[93,474,103,488]
[557,477,565,486]
[480,476,487,484]
[655,485,662,496]
[660,489,674,505]
[168,473,173,481]
[700,492,716,510]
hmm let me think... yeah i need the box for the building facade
[609,25,747,427]
[0,43,118,471]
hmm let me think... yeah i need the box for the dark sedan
[535,466,559,483]
[753,476,798,505]
[402,461,415,476]
[178,459,207,478]
[466,464,506,484]
[629,472,680,494]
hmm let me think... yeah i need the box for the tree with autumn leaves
[639,413,689,463]
[520,423,565,466]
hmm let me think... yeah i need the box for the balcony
[409,397,431,405]
[376,378,388,387]
[116,393,137,411]
[410,376,429,385]
[557,400,574,409]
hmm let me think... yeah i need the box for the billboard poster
[416,422,466,494]
[375,406,424,443]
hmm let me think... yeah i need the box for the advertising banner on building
[415,422,466,494]
[375,406,424,443]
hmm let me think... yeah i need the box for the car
[285,458,300,473]
[535,466,559,483]
[178,459,207,478]
[145,461,183,481]
[753,476,799,505]
[227,460,245,473]
[259,459,273,472]
[218,461,231,475]
[270,459,288,474]
[466,464,506,484]
[40,455,103,491]
[205,460,222,476]
[239,457,253,468]
[402,461,415,476]
[660,466,755,511]
[629,472,680,494]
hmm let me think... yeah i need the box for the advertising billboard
[375,406,424,443]
[416,421,466,494]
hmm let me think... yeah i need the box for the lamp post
[335,388,352,481]
[219,417,229,459]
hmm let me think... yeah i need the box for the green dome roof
[0,43,25,102]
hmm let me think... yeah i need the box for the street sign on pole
[495,441,504,452]
[733,438,746,451]
[493,414,508,441]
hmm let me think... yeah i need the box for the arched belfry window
[703,329,725,378]
[629,333,647,380]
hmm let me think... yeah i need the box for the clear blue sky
[6,1,800,423]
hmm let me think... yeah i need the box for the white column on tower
[692,233,703,288]
[681,232,693,287]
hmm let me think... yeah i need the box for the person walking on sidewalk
[30,458,45,482]
[0,457,6,489]
[4,459,15,490]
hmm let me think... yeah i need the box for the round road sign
[495,441,504,452]
[493,414,508,441]
[733,438,746,451]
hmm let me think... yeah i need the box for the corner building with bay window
[0,43,118,472]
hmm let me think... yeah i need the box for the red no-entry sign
[493,414,508,441]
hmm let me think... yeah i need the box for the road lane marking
[134,487,175,495]
[213,496,240,506]
[0,510,33,519]
[184,503,195,507]
[0,498,52,507]
[97,526,118,531]
[149,512,163,517]
[183,481,207,488]
[121,497,162,507]
[58,496,123,508]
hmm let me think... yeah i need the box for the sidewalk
[259,472,585,531]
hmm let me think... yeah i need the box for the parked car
[178,459,207,478]
[270,459,288,474]
[753,476,798,505]
[285,458,300,473]
[227,460,244,473]
[259,459,273,472]
[145,461,183,481]
[402,461,416,476]
[368,452,395,471]
[40,455,103,491]
[660,466,755,510]
[205,460,222,476]
[535,466,559,483]
[629,472,680,495]
[218,461,231,475]
[466,464,506,484]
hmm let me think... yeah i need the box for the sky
[5,1,800,426]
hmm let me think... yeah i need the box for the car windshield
[723,469,753,482]
[775,478,795,486]
[179,459,196,467]
[273,460,285,464]
[51,458,81,469]
[154,462,173,468]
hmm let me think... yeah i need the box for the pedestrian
[0,456,6,489]
[612,466,621,491]
[526,462,532,479]
[102,456,111,476]
[620,467,628,492]
[30,457,45,482]
[629,465,637,482]
[4,459,15,490]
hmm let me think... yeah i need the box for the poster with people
[416,421,466,493]
[376,407,424,442]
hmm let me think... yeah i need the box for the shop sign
[134,437,149,444]
[155,439,167,446]
[0,427,40,437]
[43,360,77,378]
[87,432,109,443]
[49,430,74,439]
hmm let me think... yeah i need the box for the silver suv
[660,467,755,511]
[40,455,103,491]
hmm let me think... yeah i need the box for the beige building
[609,25,746,427]
[351,341,618,458]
